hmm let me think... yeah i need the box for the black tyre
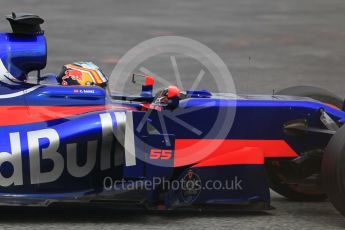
[322,125,345,216]
[266,159,327,201]
[266,85,342,201]
[277,85,343,109]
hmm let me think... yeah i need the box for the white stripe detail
[114,112,126,145]
[0,85,41,99]
[124,111,136,166]
[114,112,126,167]
[99,113,114,170]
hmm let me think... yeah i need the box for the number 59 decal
[149,149,173,160]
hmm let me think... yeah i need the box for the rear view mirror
[132,73,154,86]
[132,73,155,97]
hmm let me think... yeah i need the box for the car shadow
[0,206,271,224]
[0,198,343,229]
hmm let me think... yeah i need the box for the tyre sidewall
[322,125,345,216]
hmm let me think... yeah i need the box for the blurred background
[2,0,345,96]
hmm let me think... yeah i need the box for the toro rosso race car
[1,13,345,216]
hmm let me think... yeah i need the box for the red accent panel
[0,105,132,126]
[140,103,162,111]
[174,139,298,167]
[192,147,264,168]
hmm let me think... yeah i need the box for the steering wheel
[152,86,181,109]
[153,88,169,105]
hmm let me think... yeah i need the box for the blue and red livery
[1,13,345,216]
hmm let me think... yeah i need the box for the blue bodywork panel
[0,33,46,81]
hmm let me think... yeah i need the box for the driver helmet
[57,62,108,88]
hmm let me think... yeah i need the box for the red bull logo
[63,69,83,81]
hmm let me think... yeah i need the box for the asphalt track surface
[1,0,345,229]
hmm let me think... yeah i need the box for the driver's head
[57,62,108,88]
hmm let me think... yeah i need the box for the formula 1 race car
[1,13,345,216]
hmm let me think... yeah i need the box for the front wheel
[322,125,345,216]
[266,85,343,201]
[266,159,327,201]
